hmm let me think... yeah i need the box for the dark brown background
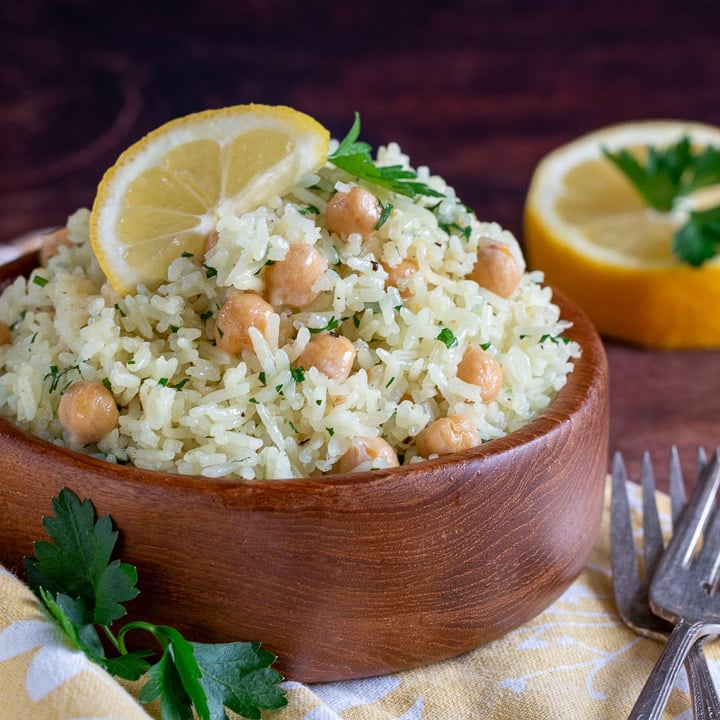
[2,0,719,488]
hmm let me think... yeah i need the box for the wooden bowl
[0,250,609,683]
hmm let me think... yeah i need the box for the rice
[0,141,580,479]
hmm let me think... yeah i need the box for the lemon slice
[524,120,720,349]
[90,104,330,295]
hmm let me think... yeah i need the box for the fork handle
[628,618,720,720]
[688,639,720,720]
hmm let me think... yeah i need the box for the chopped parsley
[157,377,190,390]
[439,220,472,240]
[375,200,394,230]
[10,309,27,330]
[32,275,49,288]
[308,316,343,334]
[437,327,458,348]
[539,333,571,345]
[44,364,81,394]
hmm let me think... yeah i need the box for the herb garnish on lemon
[604,135,720,266]
[524,120,720,349]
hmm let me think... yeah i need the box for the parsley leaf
[137,625,207,720]
[673,205,720,265]
[25,489,139,627]
[329,113,444,200]
[437,327,458,348]
[603,137,694,212]
[603,136,720,265]
[193,640,287,720]
[25,488,287,720]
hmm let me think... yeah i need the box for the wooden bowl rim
[0,250,606,494]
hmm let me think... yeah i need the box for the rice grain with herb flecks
[0,140,580,479]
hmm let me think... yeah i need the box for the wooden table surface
[2,0,719,489]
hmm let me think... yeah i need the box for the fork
[611,449,720,719]
[624,449,720,719]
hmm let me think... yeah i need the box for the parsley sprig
[25,488,287,720]
[603,136,720,265]
[328,113,444,200]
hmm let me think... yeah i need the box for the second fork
[627,450,720,720]
[612,449,720,719]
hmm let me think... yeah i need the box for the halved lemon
[524,120,720,349]
[90,104,330,296]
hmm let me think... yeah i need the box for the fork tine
[689,450,720,586]
[666,449,720,569]
[641,452,664,578]
[669,446,686,529]
[611,451,639,608]
[699,446,708,471]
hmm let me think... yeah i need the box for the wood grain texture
[0,251,608,681]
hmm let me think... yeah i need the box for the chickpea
[58,381,119,447]
[264,244,327,309]
[469,242,522,298]
[296,333,356,382]
[0,321,10,345]
[383,259,419,298]
[214,292,274,353]
[456,346,503,403]
[39,227,72,267]
[336,436,400,473]
[326,186,382,238]
[416,413,480,458]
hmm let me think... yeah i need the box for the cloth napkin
[2,479,718,720]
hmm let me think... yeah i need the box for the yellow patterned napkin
[2,479,719,720]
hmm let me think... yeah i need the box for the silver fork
[611,449,720,719]
[624,449,720,719]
